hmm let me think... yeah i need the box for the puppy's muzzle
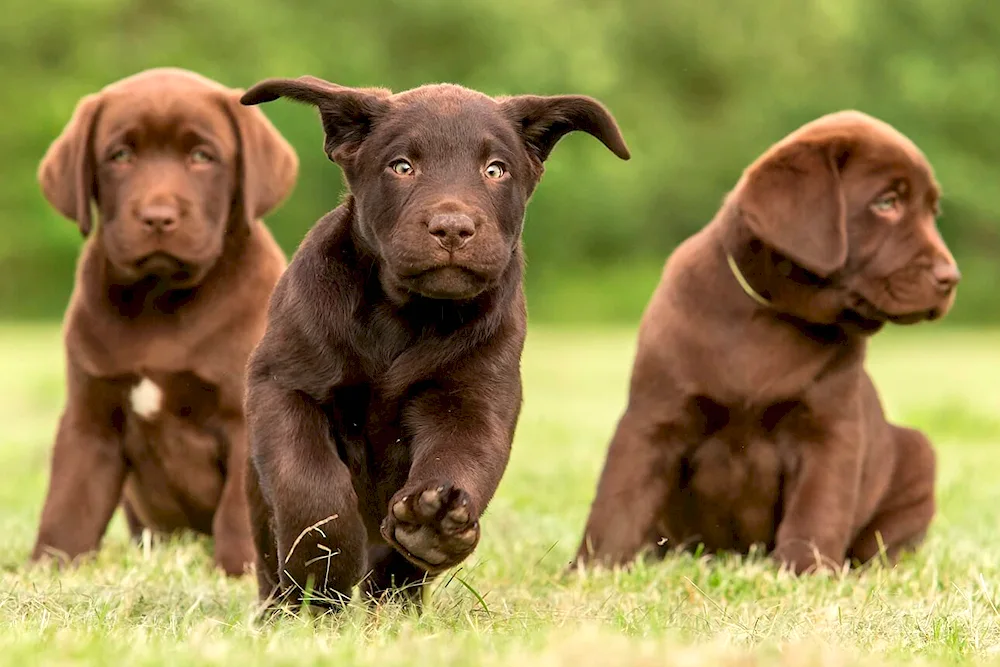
[133,252,195,282]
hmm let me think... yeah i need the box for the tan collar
[726,252,771,308]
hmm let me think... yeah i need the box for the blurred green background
[1,0,997,324]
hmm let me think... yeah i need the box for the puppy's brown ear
[240,77,390,163]
[38,94,102,237]
[736,141,847,278]
[500,95,631,163]
[226,94,299,220]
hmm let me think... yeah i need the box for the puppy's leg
[573,409,681,569]
[31,371,127,565]
[380,377,520,575]
[848,426,935,565]
[122,498,145,542]
[248,380,367,610]
[246,457,280,603]
[773,419,863,574]
[360,544,429,609]
[211,413,255,577]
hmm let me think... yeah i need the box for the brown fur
[30,68,298,576]
[240,75,629,609]
[574,111,959,574]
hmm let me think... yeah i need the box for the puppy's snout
[140,203,179,232]
[931,260,961,293]
[428,213,476,251]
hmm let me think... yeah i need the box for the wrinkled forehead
[369,86,522,159]
[795,113,940,196]
[93,83,237,152]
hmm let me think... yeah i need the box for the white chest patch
[130,377,164,421]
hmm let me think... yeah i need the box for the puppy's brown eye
[871,192,900,214]
[109,147,134,164]
[190,148,214,164]
[390,159,414,176]
[484,162,506,179]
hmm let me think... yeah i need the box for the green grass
[2,323,1000,666]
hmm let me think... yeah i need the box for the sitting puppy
[574,111,959,574]
[31,68,298,576]
[240,75,629,607]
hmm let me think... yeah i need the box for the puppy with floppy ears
[240,75,629,608]
[575,111,959,574]
[31,68,297,576]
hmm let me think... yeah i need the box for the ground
[2,324,999,666]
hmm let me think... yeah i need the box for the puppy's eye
[108,147,134,164]
[871,192,901,215]
[390,159,414,176]
[484,162,507,180]
[190,148,215,164]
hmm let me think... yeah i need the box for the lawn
[1,323,1000,666]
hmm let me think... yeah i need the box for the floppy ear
[225,93,299,221]
[240,76,390,164]
[38,93,102,237]
[499,95,631,163]
[735,140,848,278]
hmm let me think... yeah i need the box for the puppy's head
[732,110,959,326]
[241,76,629,301]
[39,68,298,288]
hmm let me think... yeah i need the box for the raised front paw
[380,481,480,573]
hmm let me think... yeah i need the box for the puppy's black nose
[931,261,961,293]
[140,204,179,232]
[428,213,476,250]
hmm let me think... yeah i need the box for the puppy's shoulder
[265,204,360,326]
[643,227,715,319]
[289,204,356,272]
[251,206,360,388]
[272,205,341,282]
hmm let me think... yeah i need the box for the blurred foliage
[0,0,997,323]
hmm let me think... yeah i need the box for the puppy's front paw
[773,540,835,575]
[214,538,254,578]
[380,481,480,573]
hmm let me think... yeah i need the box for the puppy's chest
[325,374,406,437]
[322,383,412,519]
[664,399,808,552]
[118,371,228,496]
[120,371,221,424]
[76,313,199,379]
[119,371,228,524]
[689,321,841,403]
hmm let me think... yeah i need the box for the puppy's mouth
[841,293,941,330]
[398,265,489,300]
[132,253,198,283]
[888,310,941,324]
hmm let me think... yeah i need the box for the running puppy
[241,75,629,607]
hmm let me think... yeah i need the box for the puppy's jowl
[575,111,958,574]
[240,76,629,608]
[31,68,298,576]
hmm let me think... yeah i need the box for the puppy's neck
[88,217,249,319]
[718,213,849,329]
[104,273,197,317]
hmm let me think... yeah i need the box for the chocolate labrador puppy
[575,111,959,574]
[240,76,629,608]
[31,68,298,576]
